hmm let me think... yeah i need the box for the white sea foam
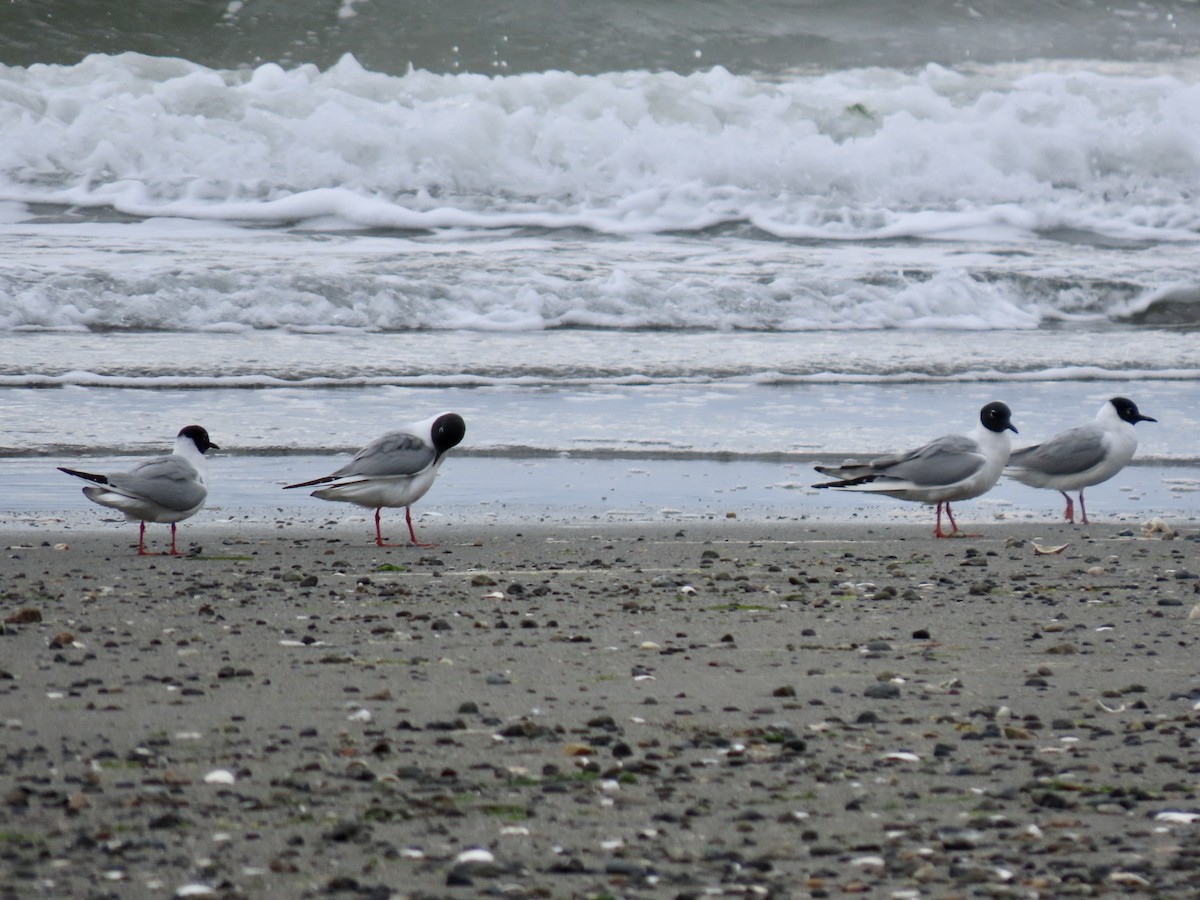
[2,55,1199,336]
[2,55,1199,239]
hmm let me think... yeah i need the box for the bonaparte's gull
[284,412,465,547]
[1005,397,1156,524]
[814,402,1017,538]
[58,425,218,556]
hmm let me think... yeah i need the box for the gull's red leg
[944,502,959,534]
[934,501,949,538]
[406,506,434,548]
[1059,490,1074,524]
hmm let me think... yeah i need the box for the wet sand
[3,517,1200,898]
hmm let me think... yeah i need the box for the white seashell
[639,641,661,650]
[679,585,696,595]
[499,825,530,836]
[347,708,372,722]
[454,848,495,865]
[175,886,217,898]
[883,751,921,763]
[852,855,885,869]
[1155,811,1200,824]
[400,847,425,859]
[1108,871,1152,886]
[204,769,236,785]
[1032,541,1069,556]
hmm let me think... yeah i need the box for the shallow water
[9,454,1197,533]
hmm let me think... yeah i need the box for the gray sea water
[2,1,1198,521]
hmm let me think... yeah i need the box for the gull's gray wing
[871,434,984,487]
[333,431,435,479]
[1008,425,1105,476]
[108,456,206,512]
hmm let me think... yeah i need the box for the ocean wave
[3,56,1200,242]
[0,231,1190,333]
[5,366,1198,390]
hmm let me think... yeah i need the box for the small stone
[864,683,901,700]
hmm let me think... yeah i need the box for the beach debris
[1142,517,1177,539]
[203,769,236,785]
[4,607,41,625]
[1031,541,1069,555]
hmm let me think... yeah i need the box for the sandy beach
[2,516,1199,898]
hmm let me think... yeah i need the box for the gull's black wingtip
[282,475,334,490]
[812,474,877,490]
[58,467,108,485]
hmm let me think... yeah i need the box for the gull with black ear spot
[813,402,1018,538]
[1005,396,1157,524]
[58,425,219,556]
[284,412,466,547]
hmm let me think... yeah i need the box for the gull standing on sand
[813,402,1018,538]
[1005,396,1156,524]
[58,425,218,556]
[284,412,466,547]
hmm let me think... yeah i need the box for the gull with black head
[813,402,1018,538]
[284,412,466,547]
[58,425,218,556]
[1005,397,1156,524]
